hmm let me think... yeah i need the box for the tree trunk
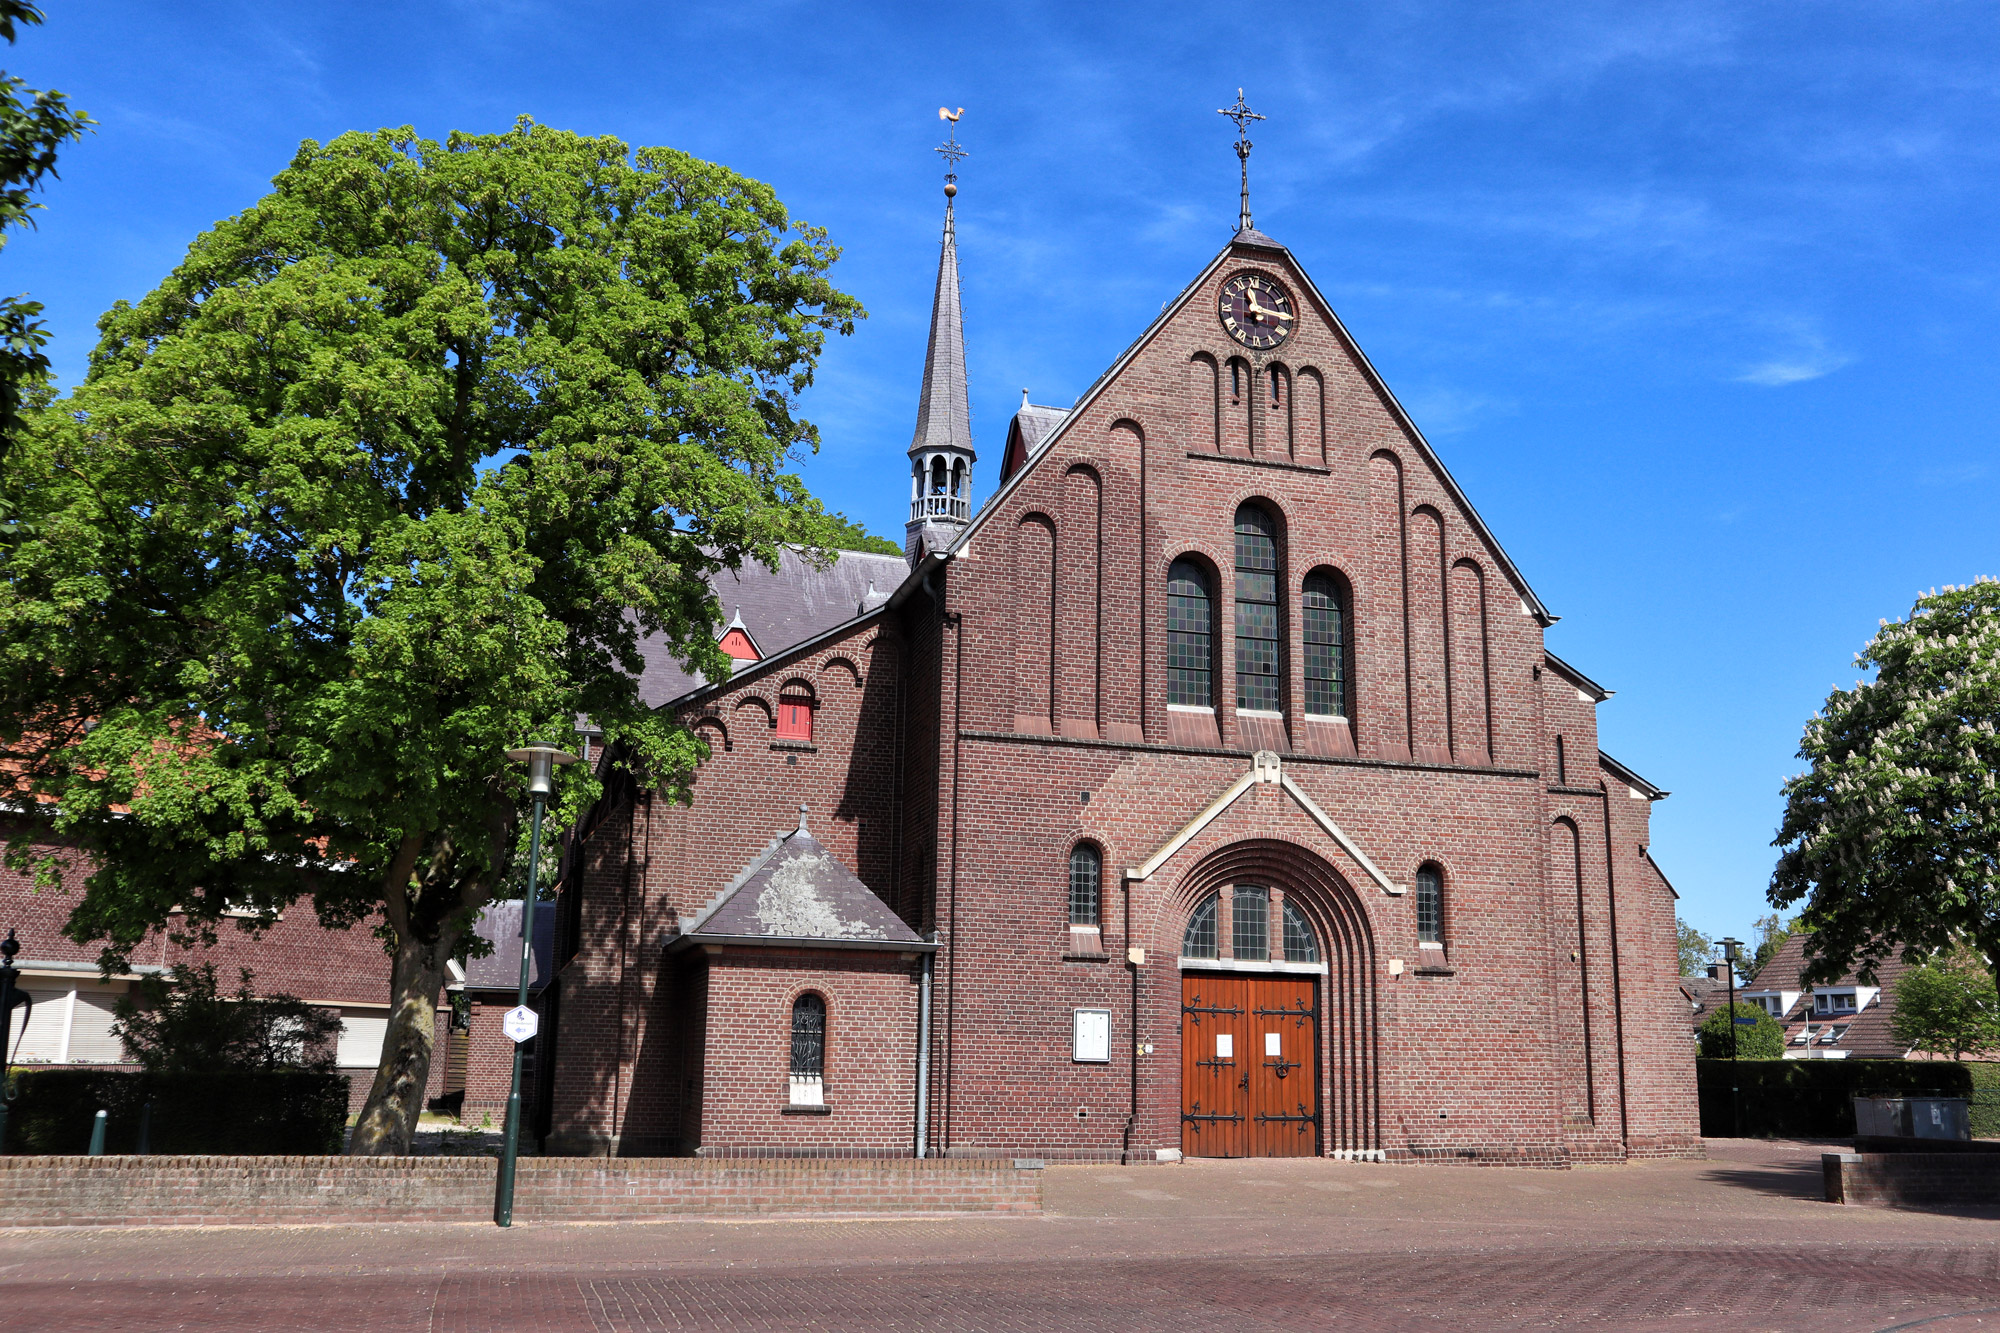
[347,929,453,1155]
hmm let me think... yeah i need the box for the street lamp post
[0,929,27,1154]
[1718,936,1744,1138]
[493,743,577,1229]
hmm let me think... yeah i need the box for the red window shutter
[776,697,813,741]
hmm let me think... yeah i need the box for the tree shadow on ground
[1703,1141,2000,1219]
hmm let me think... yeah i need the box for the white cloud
[1735,328,1853,386]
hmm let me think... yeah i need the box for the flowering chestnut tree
[1770,579,2000,995]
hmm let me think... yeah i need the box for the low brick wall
[0,1155,1042,1228]
[1823,1152,2000,1207]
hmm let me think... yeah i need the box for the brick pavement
[4,1141,1998,1332]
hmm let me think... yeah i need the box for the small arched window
[1069,844,1102,928]
[1167,559,1213,708]
[1234,506,1280,712]
[1271,366,1285,406]
[776,682,814,742]
[1231,884,1270,961]
[789,992,826,1105]
[1415,864,1444,946]
[1303,571,1347,719]
[1182,892,1219,959]
[1282,900,1319,964]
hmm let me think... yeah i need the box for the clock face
[1219,272,1295,350]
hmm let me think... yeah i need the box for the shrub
[3,1068,348,1154]
[1697,1002,1785,1060]
[1696,1058,1973,1138]
[112,963,340,1073]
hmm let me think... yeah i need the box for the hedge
[1,1068,348,1155]
[1970,1061,2000,1139]
[1696,1059,1973,1138]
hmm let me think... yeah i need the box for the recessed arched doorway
[1173,841,1379,1159]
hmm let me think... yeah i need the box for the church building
[543,119,1701,1165]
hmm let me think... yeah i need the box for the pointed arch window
[1068,844,1102,928]
[1303,570,1348,719]
[1416,863,1444,946]
[1234,506,1281,712]
[1182,892,1219,959]
[1167,559,1214,708]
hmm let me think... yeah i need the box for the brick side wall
[1824,1151,2000,1206]
[0,1155,1041,1227]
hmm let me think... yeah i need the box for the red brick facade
[546,230,1700,1165]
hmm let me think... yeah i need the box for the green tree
[0,120,862,1154]
[820,510,901,555]
[1747,912,1796,980]
[1891,950,2000,1061]
[1698,1001,1785,1060]
[0,1,92,466]
[1677,917,1715,978]
[1770,580,2000,995]
[111,963,342,1073]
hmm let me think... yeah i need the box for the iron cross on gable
[1218,90,1265,232]
[1218,88,1263,158]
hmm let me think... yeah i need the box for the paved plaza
[4,1140,1998,1332]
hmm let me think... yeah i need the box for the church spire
[906,108,976,564]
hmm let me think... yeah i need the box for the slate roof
[1000,399,1070,481]
[674,812,930,953]
[465,900,557,992]
[633,547,912,708]
[909,199,974,462]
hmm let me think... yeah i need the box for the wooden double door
[1179,972,1319,1157]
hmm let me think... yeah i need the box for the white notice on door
[1216,1033,1233,1058]
[1265,1031,1281,1056]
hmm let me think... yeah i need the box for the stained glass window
[1234,506,1280,712]
[1167,559,1213,707]
[1303,572,1346,719]
[1182,893,1218,958]
[1069,844,1101,928]
[1232,885,1270,961]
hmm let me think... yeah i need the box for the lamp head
[505,744,579,797]
[1718,936,1743,963]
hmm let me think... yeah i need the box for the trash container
[1853,1096,1970,1141]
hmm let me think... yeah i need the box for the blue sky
[9,2,1999,951]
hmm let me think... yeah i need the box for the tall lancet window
[1167,559,1214,708]
[1303,571,1348,719]
[1235,505,1281,712]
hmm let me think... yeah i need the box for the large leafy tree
[0,120,862,1153]
[0,1,92,456]
[1770,580,2000,995]
[1890,951,2000,1061]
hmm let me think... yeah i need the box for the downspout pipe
[1122,874,1139,1165]
[915,933,935,1158]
